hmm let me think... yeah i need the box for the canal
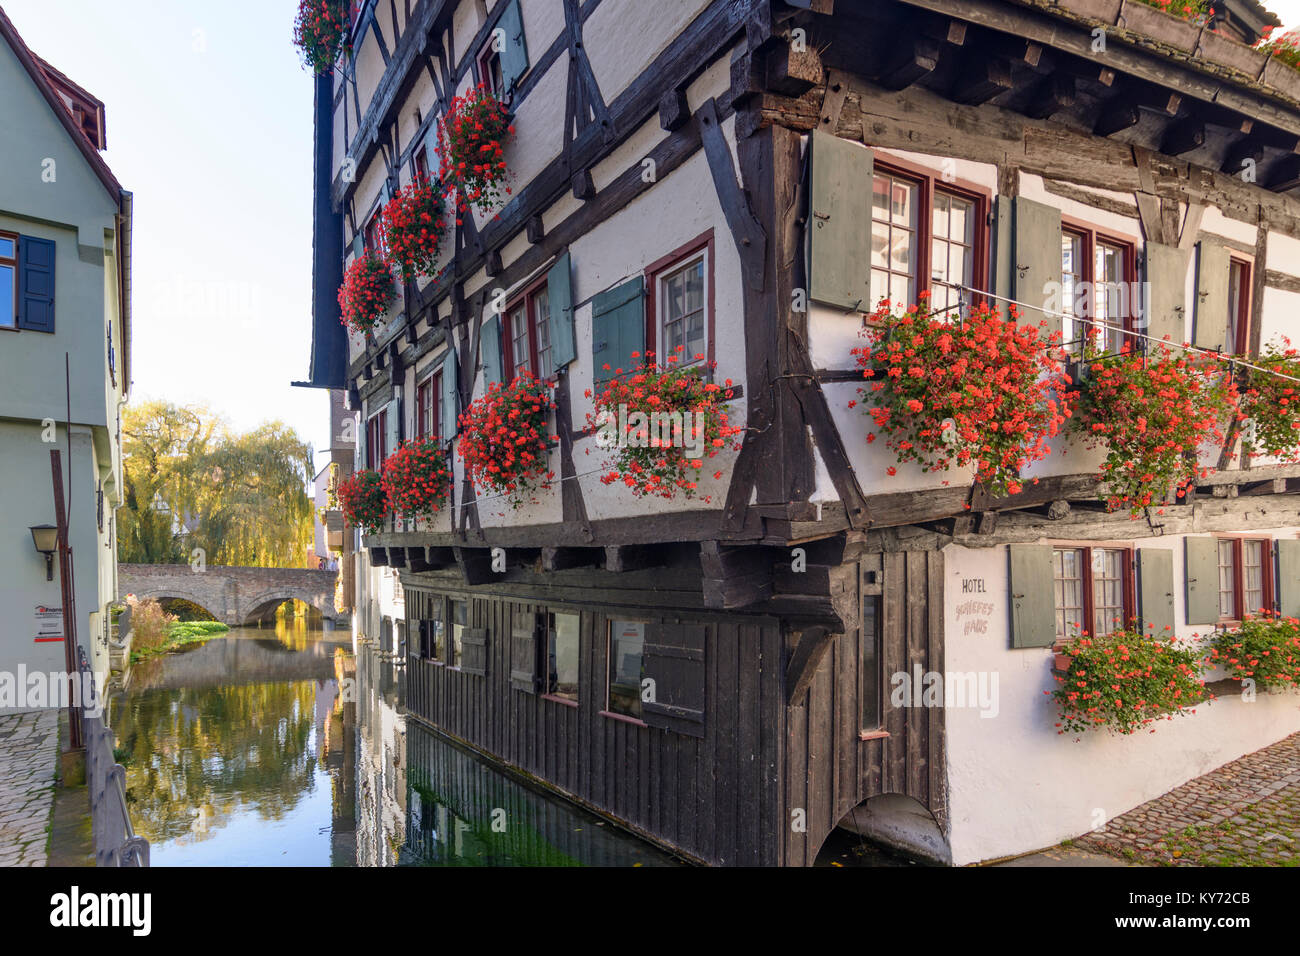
[108,621,681,866]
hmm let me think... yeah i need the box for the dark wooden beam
[1221,136,1265,175]
[1267,154,1300,192]
[765,40,823,96]
[1161,116,1206,156]
[658,86,690,131]
[603,545,661,573]
[1023,72,1074,120]
[541,546,601,572]
[700,541,774,609]
[1093,99,1140,137]
[369,546,389,567]
[454,546,495,585]
[525,214,545,244]
[571,168,596,200]
[950,55,1012,105]
[785,626,834,704]
[877,35,942,91]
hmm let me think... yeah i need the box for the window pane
[862,596,881,730]
[0,265,13,329]
[451,599,467,666]
[1218,540,1236,619]
[547,612,581,701]
[1226,261,1246,354]
[949,200,970,242]
[608,621,645,718]
[932,192,949,237]
[871,221,890,269]
[0,237,14,258]
[1054,548,1085,639]
[684,260,704,313]
[534,290,552,378]
[891,180,914,226]
[1243,540,1265,616]
[1092,549,1125,637]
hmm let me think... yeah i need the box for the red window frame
[1215,535,1274,622]
[501,273,553,381]
[365,207,384,255]
[868,156,992,316]
[477,35,505,100]
[416,370,441,441]
[1059,218,1138,354]
[414,146,430,185]
[1050,543,1136,640]
[645,229,716,368]
[365,407,387,470]
[1226,255,1254,356]
[0,231,16,330]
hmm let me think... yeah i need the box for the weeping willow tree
[118,402,315,567]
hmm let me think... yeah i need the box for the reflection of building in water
[324,648,357,867]
[354,645,407,867]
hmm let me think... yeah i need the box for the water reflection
[112,618,680,867]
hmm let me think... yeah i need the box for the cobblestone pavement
[0,710,59,867]
[1078,731,1300,866]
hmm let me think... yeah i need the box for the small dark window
[365,208,384,255]
[417,371,441,441]
[365,408,387,469]
[414,146,430,185]
[607,620,646,718]
[0,232,16,329]
[546,611,580,702]
[419,598,445,661]
[862,596,881,732]
[450,599,468,667]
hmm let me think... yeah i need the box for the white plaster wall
[584,0,711,106]
[943,534,1300,866]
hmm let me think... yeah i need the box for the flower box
[1119,1,1202,52]
[1198,29,1270,79]
[1263,55,1300,101]
[1057,0,1123,23]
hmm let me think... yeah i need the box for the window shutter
[357,409,368,468]
[462,627,488,677]
[1008,544,1056,648]
[439,349,459,442]
[641,622,707,737]
[990,196,1014,322]
[547,251,576,369]
[498,0,530,95]
[808,129,873,311]
[1185,536,1218,625]
[1012,198,1062,338]
[385,398,401,456]
[480,314,504,386]
[591,276,645,386]
[1278,539,1300,620]
[1137,548,1175,638]
[352,233,363,260]
[510,612,539,693]
[17,236,55,333]
[1192,240,1230,350]
[1143,243,1188,346]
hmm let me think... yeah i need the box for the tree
[117,402,315,567]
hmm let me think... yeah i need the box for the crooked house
[298,0,1300,865]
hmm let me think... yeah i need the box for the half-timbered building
[300,0,1300,865]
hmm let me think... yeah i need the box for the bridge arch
[827,793,951,866]
[118,565,346,628]
[238,588,334,627]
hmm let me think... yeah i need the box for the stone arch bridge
[118,564,347,627]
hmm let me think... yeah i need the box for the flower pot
[1054,652,1074,673]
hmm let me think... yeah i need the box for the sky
[5,0,1300,479]
[3,0,332,468]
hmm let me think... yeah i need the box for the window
[450,599,468,667]
[416,371,441,441]
[1052,546,1133,639]
[419,599,445,661]
[1217,536,1273,621]
[1226,258,1251,355]
[502,279,553,379]
[546,611,580,702]
[1060,224,1136,354]
[861,595,882,732]
[0,232,15,329]
[478,37,505,100]
[414,146,430,185]
[646,232,715,367]
[365,208,384,255]
[869,162,987,317]
[606,620,646,719]
[365,407,387,469]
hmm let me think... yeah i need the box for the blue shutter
[592,277,645,386]
[480,314,504,386]
[440,349,459,443]
[498,0,529,94]
[352,233,363,260]
[17,236,55,333]
[548,252,575,370]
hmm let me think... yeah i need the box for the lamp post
[29,524,57,581]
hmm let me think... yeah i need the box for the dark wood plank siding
[782,548,947,866]
[404,588,784,865]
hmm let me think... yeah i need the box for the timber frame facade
[302,0,1300,865]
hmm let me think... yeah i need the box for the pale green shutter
[1012,198,1063,338]
[498,0,529,94]
[480,314,504,386]
[592,277,645,385]
[1137,548,1175,638]
[440,349,459,442]
[548,252,576,370]
[1009,544,1056,648]
[352,233,363,260]
[1193,240,1231,350]
[1278,539,1300,620]
[357,409,368,468]
[1185,537,1218,625]
[808,129,873,311]
[385,398,401,457]
[990,196,1014,322]
[1144,243,1188,346]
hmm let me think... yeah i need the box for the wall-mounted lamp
[29,524,57,581]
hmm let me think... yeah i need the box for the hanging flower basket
[458,372,557,508]
[1070,341,1239,515]
[380,179,448,282]
[1238,340,1300,462]
[1049,630,1212,736]
[338,253,396,335]
[1206,615,1300,692]
[381,438,453,520]
[292,0,351,74]
[438,84,515,217]
[584,348,744,503]
[849,293,1074,498]
[337,469,387,536]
